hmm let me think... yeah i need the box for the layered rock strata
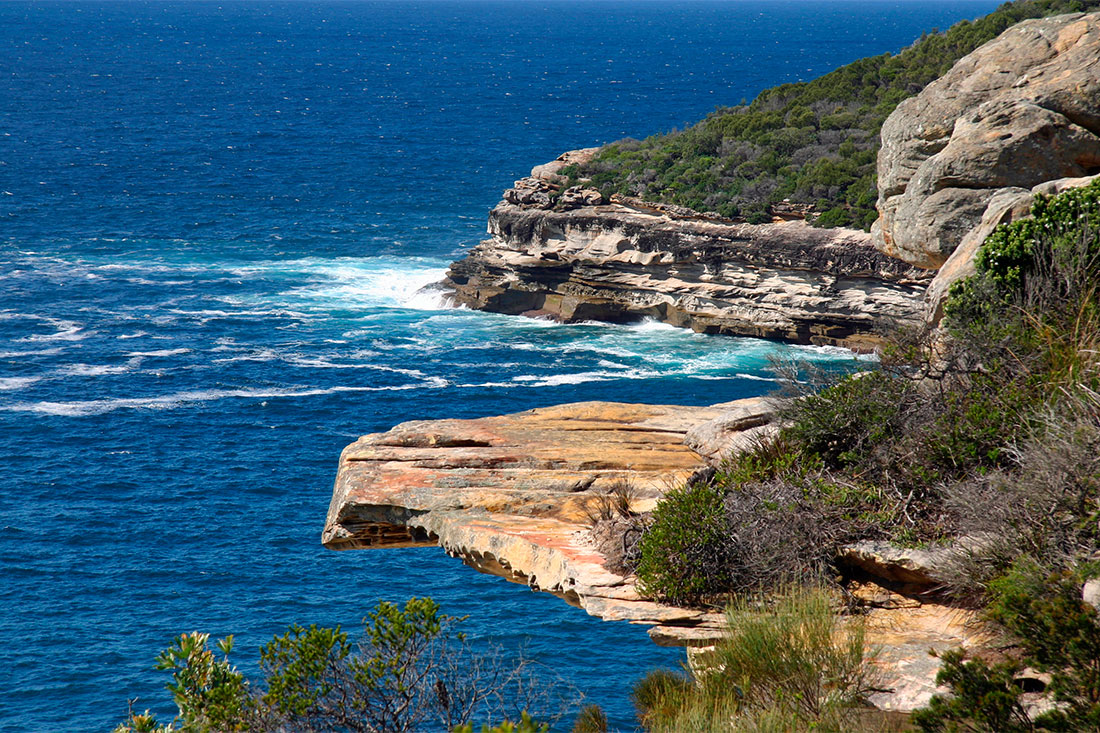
[324,398,991,710]
[445,195,931,350]
[874,11,1100,270]
[322,399,778,643]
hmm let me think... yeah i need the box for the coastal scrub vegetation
[619,176,1100,730]
[561,0,1100,229]
[114,597,576,733]
[634,177,1100,609]
[630,587,885,732]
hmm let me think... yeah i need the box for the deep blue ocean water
[1,1,1001,730]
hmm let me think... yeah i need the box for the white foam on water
[17,318,93,343]
[510,367,660,387]
[0,377,41,391]
[57,363,133,377]
[0,347,65,358]
[229,256,453,312]
[126,349,191,357]
[212,349,282,364]
[3,384,426,417]
[117,332,148,340]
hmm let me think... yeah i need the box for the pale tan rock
[684,397,784,466]
[446,199,930,350]
[838,540,958,587]
[864,604,995,712]
[875,12,1100,269]
[530,147,600,183]
[323,399,758,637]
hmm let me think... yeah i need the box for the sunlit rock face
[874,12,1100,270]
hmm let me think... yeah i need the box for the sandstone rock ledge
[322,399,770,644]
[324,399,993,711]
[445,191,932,351]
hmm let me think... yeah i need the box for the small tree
[116,597,577,733]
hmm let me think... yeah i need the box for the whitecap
[57,363,133,376]
[18,320,92,343]
[0,347,65,358]
[126,348,191,357]
[0,376,41,390]
[2,384,425,417]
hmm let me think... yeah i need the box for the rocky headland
[326,11,1100,716]
[444,161,931,351]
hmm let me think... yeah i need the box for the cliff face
[445,186,931,350]
[322,399,776,644]
[874,11,1100,271]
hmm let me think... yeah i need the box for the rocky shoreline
[443,172,931,351]
[322,398,989,711]
[325,10,1100,717]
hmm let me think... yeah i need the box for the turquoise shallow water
[0,1,999,729]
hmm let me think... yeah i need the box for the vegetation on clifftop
[563,0,1100,228]
[624,177,1100,730]
[636,177,1100,607]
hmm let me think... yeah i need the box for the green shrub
[635,480,733,606]
[782,371,911,470]
[914,559,1100,731]
[569,0,1100,229]
[116,598,578,733]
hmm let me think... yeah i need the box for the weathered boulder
[838,540,958,587]
[684,397,784,466]
[529,147,600,184]
[502,177,555,209]
[446,197,931,350]
[557,186,604,209]
[874,12,1100,269]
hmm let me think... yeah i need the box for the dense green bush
[566,0,1100,228]
[913,560,1100,731]
[635,480,733,605]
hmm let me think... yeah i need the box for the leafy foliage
[913,560,1100,731]
[115,598,575,733]
[566,0,1100,228]
[634,479,734,605]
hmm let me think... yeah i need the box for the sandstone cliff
[873,11,1100,272]
[445,171,931,351]
[323,399,991,711]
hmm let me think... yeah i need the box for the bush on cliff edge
[634,178,1100,608]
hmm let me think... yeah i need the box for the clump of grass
[585,479,647,575]
[633,587,879,732]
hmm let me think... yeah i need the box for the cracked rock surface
[874,11,1100,269]
[445,199,930,350]
[322,399,775,644]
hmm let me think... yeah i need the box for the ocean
[0,1,999,730]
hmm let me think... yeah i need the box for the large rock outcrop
[446,187,930,351]
[324,398,992,710]
[874,12,1100,270]
[323,399,779,644]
